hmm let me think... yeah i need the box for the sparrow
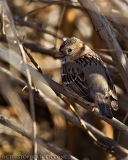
[55,37,118,118]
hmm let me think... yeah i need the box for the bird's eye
[68,49,72,53]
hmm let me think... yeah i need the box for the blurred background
[0,0,128,160]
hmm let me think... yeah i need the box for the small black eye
[68,49,72,52]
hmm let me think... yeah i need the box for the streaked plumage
[56,37,118,118]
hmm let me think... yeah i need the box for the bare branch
[35,0,81,9]
[16,19,64,40]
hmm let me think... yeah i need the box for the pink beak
[55,51,64,58]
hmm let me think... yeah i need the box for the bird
[55,37,118,119]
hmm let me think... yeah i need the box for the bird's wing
[90,48,118,111]
[83,49,118,101]
[62,61,94,103]
[88,50,118,111]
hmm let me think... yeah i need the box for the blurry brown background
[0,0,128,160]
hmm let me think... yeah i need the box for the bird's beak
[55,51,64,58]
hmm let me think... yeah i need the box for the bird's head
[55,37,85,63]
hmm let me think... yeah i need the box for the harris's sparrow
[56,37,118,118]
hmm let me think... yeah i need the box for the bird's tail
[94,93,113,119]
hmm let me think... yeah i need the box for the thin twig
[24,47,43,73]
[117,112,128,143]
[36,0,81,9]
[16,19,64,40]
[23,5,50,19]
[59,96,98,142]
[54,3,66,47]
